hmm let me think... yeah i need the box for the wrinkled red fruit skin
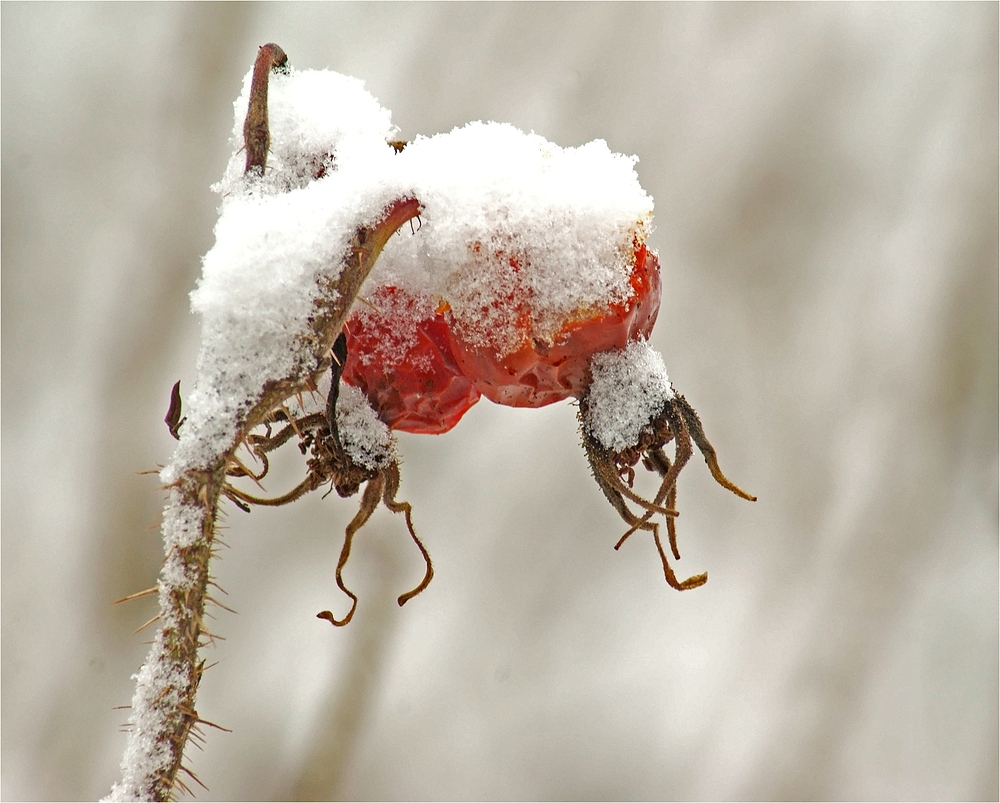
[342,290,482,434]
[448,245,662,408]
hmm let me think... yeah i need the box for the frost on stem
[580,340,756,591]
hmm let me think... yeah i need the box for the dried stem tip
[244,43,288,176]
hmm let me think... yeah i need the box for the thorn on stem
[112,587,158,606]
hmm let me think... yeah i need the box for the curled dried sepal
[315,462,433,627]
[225,355,433,628]
[580,342,755,590]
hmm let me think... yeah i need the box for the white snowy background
[3,4,996,800]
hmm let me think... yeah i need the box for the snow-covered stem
[109,198,418,802]
[109,43,421,799]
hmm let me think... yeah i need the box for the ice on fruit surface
[441,243,661,408]
[584,340,674,452]
[342,287,482,434]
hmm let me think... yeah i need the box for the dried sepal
[165,381,185,440]
[580,348,755,591]
[224,352,432,628]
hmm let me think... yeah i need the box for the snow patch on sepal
[336,383,397,471]
[584,339,674,452]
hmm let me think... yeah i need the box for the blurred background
[2,3,997,800]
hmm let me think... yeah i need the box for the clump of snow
[159,489,202,551]
[370,121,654,357]
[584,340,674,452]
[335,384,396,470]
[278,382,396,471]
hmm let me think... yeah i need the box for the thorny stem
[111,45,420,802]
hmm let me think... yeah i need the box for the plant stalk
[109,44,419,801]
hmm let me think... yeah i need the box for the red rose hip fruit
[446,243,662,408]
[341,287,481,434]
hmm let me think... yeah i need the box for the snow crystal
[585,340,674,452]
